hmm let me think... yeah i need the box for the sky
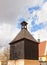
[0,0,47,49]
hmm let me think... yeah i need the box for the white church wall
[39,57,46,61]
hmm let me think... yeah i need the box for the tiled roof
[39,41,46,57]
[10,29,37,43]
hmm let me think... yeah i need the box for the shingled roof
[10,21,37,43]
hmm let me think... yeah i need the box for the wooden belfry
[9,21,39,60]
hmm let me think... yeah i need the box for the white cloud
[35,2,47,25]
[0,0,47,50]
[0,23,20,46]
[0,0,43,24]
[33,27,47,41]
[27,2,47,41]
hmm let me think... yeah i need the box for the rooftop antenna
[38,33,40,43]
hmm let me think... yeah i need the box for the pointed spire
[21,21,28,30]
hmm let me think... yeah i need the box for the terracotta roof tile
[39,41,46,57]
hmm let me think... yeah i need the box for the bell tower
[9,21,40,65]
[21,21,28,30]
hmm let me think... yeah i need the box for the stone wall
[0,60,40,65]
[40,61,47,65]
[0,61,1,65]
[7,60,16,65]
[0,60,7,65]
[1,60,47,65]
[24,60,40,65]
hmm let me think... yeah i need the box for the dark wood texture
[10,38,38,60]
[10,40,24,60]
[9,21,39,60]
[24,39,38,60]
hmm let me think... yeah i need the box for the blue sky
[17,1,46,32]
[17,14,44,32]
[17,0,47,41]
[43,0,47,2]
[28,5,41,14]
